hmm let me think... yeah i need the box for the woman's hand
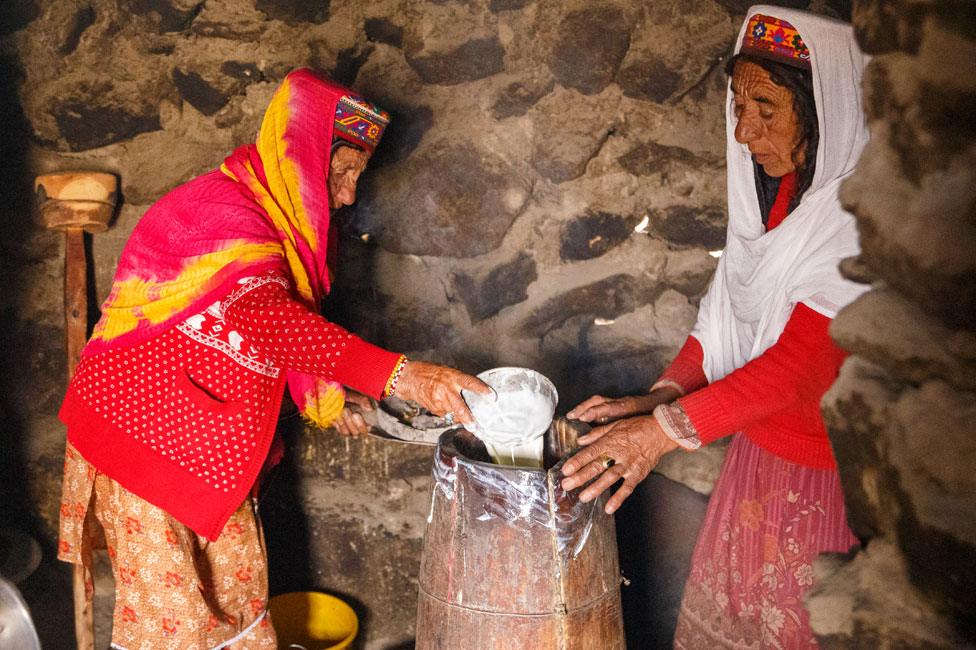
[560,415,679,514]
[567,386,682,424]
[334,390,374,437]
[394,360,492,425]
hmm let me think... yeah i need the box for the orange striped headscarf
[85,69,382,427]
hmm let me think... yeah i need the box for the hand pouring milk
[461,367,557,468]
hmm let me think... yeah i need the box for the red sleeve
[223,280,402,399]
[677,303,847,444]
[656,335,708,394]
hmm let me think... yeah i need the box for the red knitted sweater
[657,173,847,469]
[59,271,400,540]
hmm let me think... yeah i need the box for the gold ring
[599,454,616,469]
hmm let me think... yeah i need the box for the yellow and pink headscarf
[83,68,389,427]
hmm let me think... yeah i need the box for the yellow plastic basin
[269,592,359,650]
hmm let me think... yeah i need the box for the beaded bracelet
[384,355,408,398]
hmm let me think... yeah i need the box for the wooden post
[65,228,87,376]
[36,172,117,650]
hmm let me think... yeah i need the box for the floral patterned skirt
[58,443,276,649]
[673,434,857,649]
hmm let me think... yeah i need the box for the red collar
[767,172,796,231]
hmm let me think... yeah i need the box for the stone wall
[807,1,976,647]
[0,0,857,647]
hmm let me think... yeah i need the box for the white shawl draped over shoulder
[691,6,870,382]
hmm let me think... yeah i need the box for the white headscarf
[691,5,870,382]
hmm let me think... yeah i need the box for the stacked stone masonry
[808,0,976,647]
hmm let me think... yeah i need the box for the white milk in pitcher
[461,367,557,468]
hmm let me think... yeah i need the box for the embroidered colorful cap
[741,14,811,70]
[333,94,390,154]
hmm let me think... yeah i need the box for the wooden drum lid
[416,429,625,650]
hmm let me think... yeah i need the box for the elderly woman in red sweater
[57,69,488,648]
[561,7,869,647]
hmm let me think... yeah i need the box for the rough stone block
[254,0,329,25]
[660,248,719,299]
[887,381,976,622]
[384,300,459,355]
[859,37,976,181]
[583,290,696,358]
[851,0,921,54]
[548,5,631,95]
[406,36,505,86]
[618,140,718,177]
[289,422,434,483]
[363,17,403,48]
[853,0,976,56]
[220,60,264,84]
[190,2,266,39]
[837,254,877,285]
[822,356,899,540]
[521,273,651,338]
[172,67,229,116]
[358,141,530,258]
[122,0,202,33]
[826,355,976,627]
[650,204,727,250]
[807,540,969,648]
[651,289,700,349]
[583,304,659,357]
[530,87,614,183]
[58,4,95,55]
[53,100,162,152]
[928,0,976,44]
[489,0,529,13]
[453,252,537,322]
[831,289,976,392]
[106,129,232,205]
[839,129,976,329]
[331,44,373,88]
[615,0,733,104]
[914,21,976,151]
[560,211,640,261]
[491,78,554,119]
[616,54,684,103]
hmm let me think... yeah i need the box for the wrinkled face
[731,60,804,178]
[327,145,369,209]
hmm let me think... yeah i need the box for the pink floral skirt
[673,434,857,649]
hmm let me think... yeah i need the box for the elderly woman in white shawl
[561,6,869,647]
